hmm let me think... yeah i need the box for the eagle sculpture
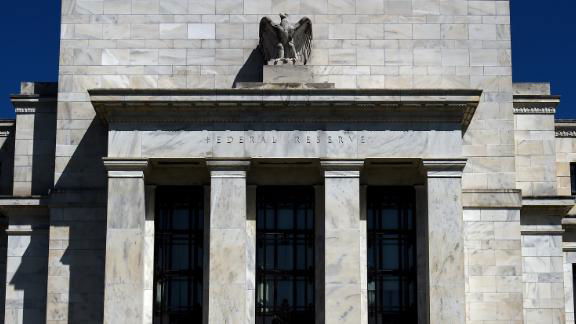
[259,14,313,65]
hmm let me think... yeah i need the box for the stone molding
[513,94,560,115]
[521,196,575,216]
[206,160,250,171]
[103,158,149,178]
[421,159,466,178]
[462,189,522,208]
[321,160,364,178]
[12,97,58,115]
[563,242,576,252]
[555,121,576,137]
[90,88,481,129]
[513,107,556,114]
[556,130,576,137]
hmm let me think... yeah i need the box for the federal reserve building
[1,0,576,323]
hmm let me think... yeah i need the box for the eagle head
[279,13,288,20]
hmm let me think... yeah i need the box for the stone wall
[51,0,521,322]
[57,0,515,190]
[521,227,566,323]
[556,136,575,198]
[463,208,523,322]
[513,83,559,197]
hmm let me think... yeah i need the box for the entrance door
[367,187,417,323]
[154,187,204,324]
[256,186,315,324]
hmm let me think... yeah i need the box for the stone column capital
[421,159,466,178]
[207,159,250,178]
[103,158,149,178]
[321,160,364,178]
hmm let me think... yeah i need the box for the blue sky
[0,0,574,118]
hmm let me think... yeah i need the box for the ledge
[513,94,560,114]
[522,196,575,215]
[462,189,522,208]
[90,88,481,129]
[556,120,576,138]
[0,196,48,208]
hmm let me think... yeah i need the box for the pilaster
[320,160,364,324]
[422,159,466,324]
[143,185,155,324]
[206,160,250,324]
[102,158,149,324]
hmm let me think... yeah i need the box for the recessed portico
[92,87,478,324]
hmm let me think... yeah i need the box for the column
[414,185,430,324]
[314,185,325,324]
[206,160,250,324]
[102,159,148,324]
[143,185,156,324]
[422,159,466,324]
[359,185,368,324]
[246,185,257,324]
[321,160,364,324]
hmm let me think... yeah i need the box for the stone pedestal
[263,65,313,83]
[206,160,250,324]
[321,160,364,324]
[102,159,148,324]
[422,159,466,324]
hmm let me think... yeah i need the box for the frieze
[206,134,367,145]
[556,130,576,138]
[14,107,36,114]
[513,107,556,114]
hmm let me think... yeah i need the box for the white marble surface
[323,166,362,324]
[208,165,248,324]
[103,171,147,324]
[425,168,466,323]
[129,128,463,160]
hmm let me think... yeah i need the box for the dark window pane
[367,187,417,324]
[256,187,315,324]
[154,187,204,324]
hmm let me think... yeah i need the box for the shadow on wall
[233,48,264,87]
[0,217,7,322]
[53,118,108,323]
[31,106,57,196]
[8,228,49,324]
[0,130,15,195]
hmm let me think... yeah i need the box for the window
[256,186,315,324]
[154,187,204,324]
[571,163,576,196]
[367,187,417,324]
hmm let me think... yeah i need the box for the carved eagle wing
[292,17,313,65]
[259,17,281,62]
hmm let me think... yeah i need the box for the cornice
[513,107,556,114]
[103,158,149,171]
[320,160,364,172]
[513,94,560,115]
[89,88,482,130]
[556,121,576,138]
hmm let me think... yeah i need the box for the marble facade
[0,1,575,323]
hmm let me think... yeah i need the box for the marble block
[263,65,313,83]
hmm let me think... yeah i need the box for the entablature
[90,88,481,130]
